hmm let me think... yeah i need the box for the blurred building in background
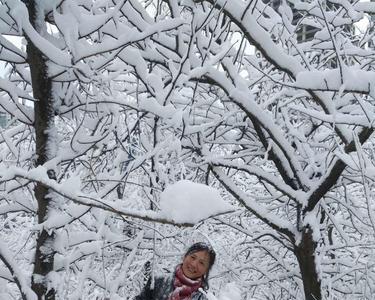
[0,111,9,128]
[263,0,319,42]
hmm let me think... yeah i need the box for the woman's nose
[190,260,198,268]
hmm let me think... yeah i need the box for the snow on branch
[294,68,375,97]
[0,166,235,227]
[197,65,309,189]
[5,1,72,67]
[211,167,297,240]
[74,17,184,61]
[208,158,307,206]
[0,34,26,63]
[0,240,36,300]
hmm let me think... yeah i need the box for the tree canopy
[1,0,375,299]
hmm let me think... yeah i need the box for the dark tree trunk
[25,1,56,299]
[294,227,321,300]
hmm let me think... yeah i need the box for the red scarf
[168,265,203,300]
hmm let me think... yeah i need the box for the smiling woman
[182,250,210,280]
[135,242,216,300]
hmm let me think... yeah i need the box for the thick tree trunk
[25,1,56,299]
[294,227,321,300]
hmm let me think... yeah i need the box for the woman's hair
[184,242,216,289]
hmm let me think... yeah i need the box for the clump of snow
[217,282,242,300]
[159,180,233,223]
[206,282,242,300]
[61,175,81,194]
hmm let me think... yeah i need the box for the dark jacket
[135,273,207,300]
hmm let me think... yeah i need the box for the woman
[136,242,216,300]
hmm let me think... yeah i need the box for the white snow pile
[206,282,242,300]
[159,180,233,223]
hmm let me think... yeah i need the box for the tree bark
[25,1,56,299]
[294,227,321,300]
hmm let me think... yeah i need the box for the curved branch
[0,240,36,300]
[211,166,296,240]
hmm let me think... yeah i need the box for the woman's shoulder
[149,273,174,299]
[153,273,174,289]
[134,273,174,300]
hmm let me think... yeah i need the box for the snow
[294,67,375,96]
[74,17,183,61]
[206,282,242,300]
[16,14,71,67]
[0,240,36,300]
[159,180,233,223]
[0,35,26,64]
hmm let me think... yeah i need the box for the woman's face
[181,250,210,280]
